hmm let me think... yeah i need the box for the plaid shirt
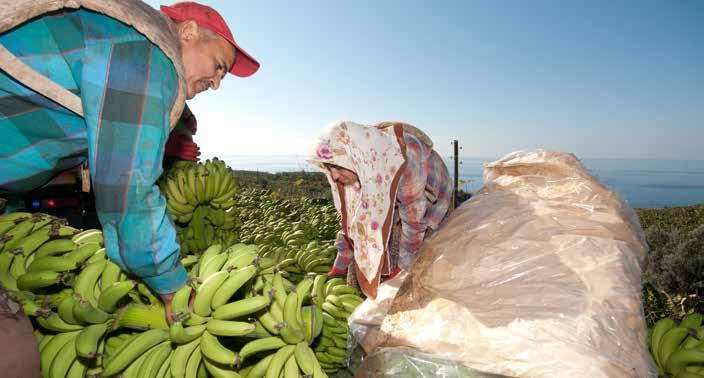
[332,132,453,273]
[0,9,186,294]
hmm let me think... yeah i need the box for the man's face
[178,21,237,99]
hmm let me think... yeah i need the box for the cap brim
[229,44,259,77]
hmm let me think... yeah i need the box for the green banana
[240,337,287,361]
[112,303,169,331]
[324,278,345,297]
[171,337,201,378]
[73,299,112,324]
[212,295,270,320]
[49,331,79,378]
[284,354,301,378]
[97,280,136,313]
[682,314,704,330]
[206,319,256,337]
[284,292,303,333]
[156,352,173,378]
[121,342,155,378]
[193,270,229,316]
[74,257,107,307]
[66,358,88,378]
[294,342,316,375]
[301,305,323,343]
[26,255,78,272]
[138,340,172,378]
[184,312,210,326]
[35,311,84,332]
[65,242,102,264]
[265,345,296,378]
[199,244,224,268]
[39,330,80,374]
[224,250,258,271]
[258,311,284,335]
[57,294,85,325]
[244,353,274,378]
[660,327,692,369]
[0,211,32,222]
[0,252,18,290]
[71,228,104,245]
[2,216,51,253]
[321,302,346,320]
[7,222,53,256]
[100,260,123,290]
[102,328,169,377]
[666,349,704,376]
[9,253,26,278]
[202,356,241,378]
[295,278,314,311]
[199,253,228,282]
[211,265,257,309]
[76,322,110,358]
[272,274,288,308]
[200,330,241,367]
[170,322,206,344]
[172,284,193,319]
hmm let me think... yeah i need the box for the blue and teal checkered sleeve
[81,36,186,295]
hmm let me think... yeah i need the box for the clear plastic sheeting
[357,347,514,378]
[352,150,656,378]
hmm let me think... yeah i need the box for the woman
[307,121,453,298]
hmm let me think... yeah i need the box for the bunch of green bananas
[0,213,172,377]
[0,212,80,292]
[236,271,364,376]
[175,206,239,255]
[311,277,363,374]
[159,159,240,254]
[649,313,704,377]
[269,241,336,280]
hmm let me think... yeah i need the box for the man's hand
[161,288,196,325]
[160,293,175,326]
[165,133,201,161]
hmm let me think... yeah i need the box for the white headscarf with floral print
[307,121,405,283]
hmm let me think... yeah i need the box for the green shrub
[642,225,704,326]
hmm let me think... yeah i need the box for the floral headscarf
[307,121,406,297]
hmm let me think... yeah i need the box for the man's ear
[178,20,200,44]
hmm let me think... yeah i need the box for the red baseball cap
[161,2,260,77]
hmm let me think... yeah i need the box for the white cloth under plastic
[349,150,655,378]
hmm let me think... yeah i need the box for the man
[0,0,259,328]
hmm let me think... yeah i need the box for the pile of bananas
[261,240,336,282]
[158,159,239,254]
[649,313,704,377]
[227,190,340,281]
[0,209,363,377]
[235,189,339,248]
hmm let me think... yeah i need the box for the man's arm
[80,38,187,297]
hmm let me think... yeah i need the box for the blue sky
[146,0,703,159]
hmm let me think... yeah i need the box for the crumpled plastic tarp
[349,150,656,378]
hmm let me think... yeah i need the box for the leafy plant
[642,225,704,326]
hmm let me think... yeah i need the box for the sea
[204,155,704,209]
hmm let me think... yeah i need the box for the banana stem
[113,303,169,331]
